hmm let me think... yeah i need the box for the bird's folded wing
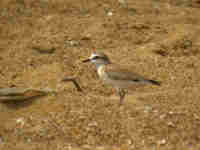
[105,65,146,81]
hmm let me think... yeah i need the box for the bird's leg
[116,87,126,105]
[119,89,126,105]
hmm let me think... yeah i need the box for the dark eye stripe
[92,56,100,60]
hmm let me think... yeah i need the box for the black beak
[82,59,91,63]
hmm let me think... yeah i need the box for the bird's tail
[147,79,161,86]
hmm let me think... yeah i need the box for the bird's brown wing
[104,64,146,82]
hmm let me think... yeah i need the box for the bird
[82,51,161,105]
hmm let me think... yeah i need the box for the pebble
[158,139,167,145]
[107,11,113,16]
[32,44,55,54]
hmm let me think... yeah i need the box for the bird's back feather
[103,64,160,86]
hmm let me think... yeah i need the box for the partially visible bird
[83,52,161,105]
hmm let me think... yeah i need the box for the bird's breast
[97,66,107,79]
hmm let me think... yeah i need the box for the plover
[83,52,161,105]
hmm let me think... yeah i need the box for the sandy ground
[0,0,200,149]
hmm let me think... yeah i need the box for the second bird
[83,51,161,105]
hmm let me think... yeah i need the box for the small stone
[88,121,98,127]
[32,45,55,54]
[126,139,133,145]
[0,136,4,144]
[154,49,168,56]
[159,114,166,119]
[82,144,93,150]
[26,138,32,143]
[118,0,126,4]
[158,139,167,145]
[168,111,174,115]
[81,34,91,40]
[153,109,158,113]
[16,118,25,127]
[144,106,152,113]
[107,11,113,16]
[66,40,80,46]
[167,121,175,127]
[95,146,109,150]
[193,113,200,120]
[118,0,128,8]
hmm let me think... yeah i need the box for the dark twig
[61,77,82,92]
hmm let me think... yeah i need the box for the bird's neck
[95,63,105,69]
